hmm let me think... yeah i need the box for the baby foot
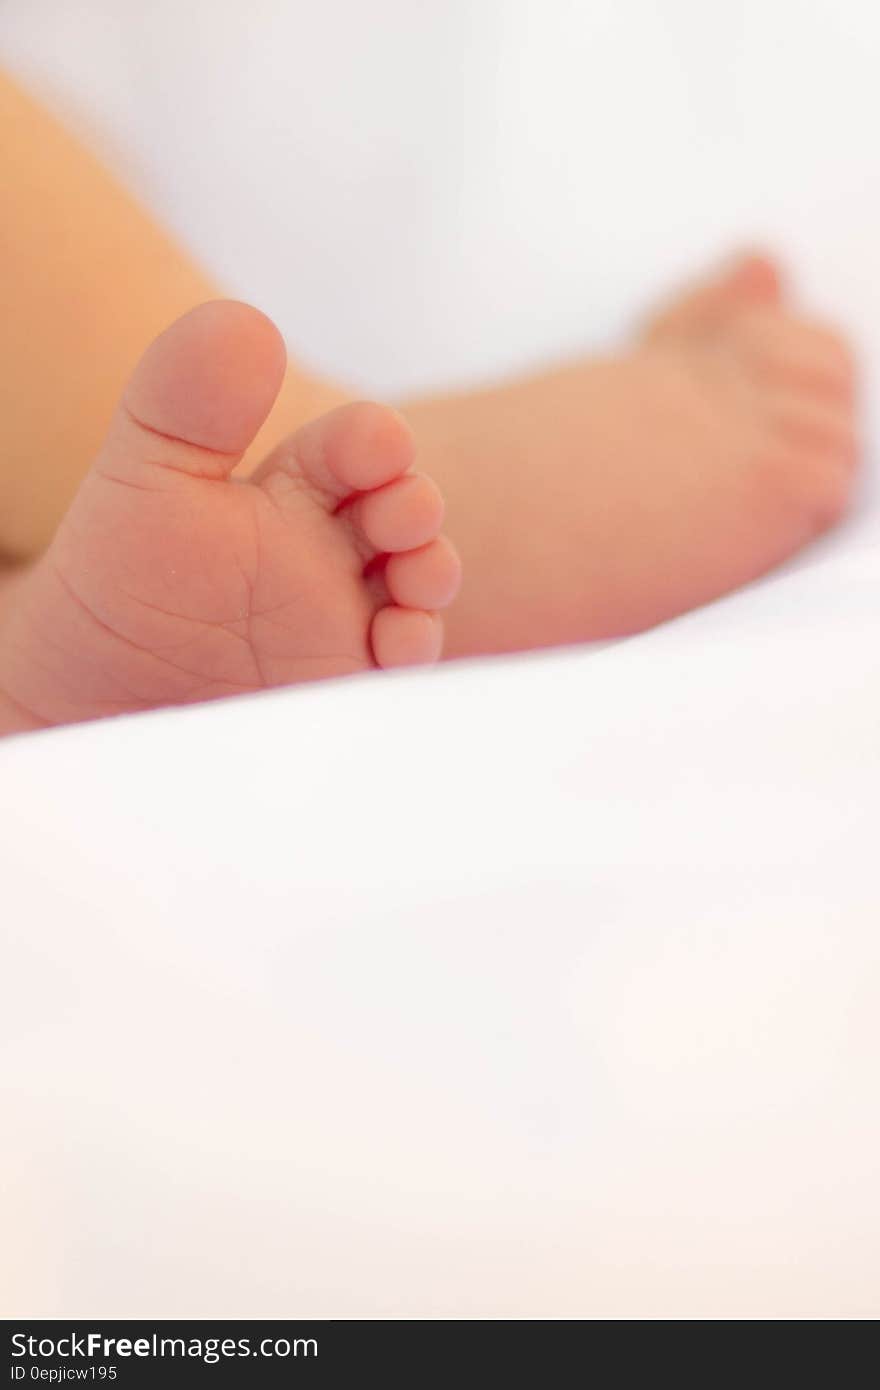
[0,302,460,734]
[630,251,857,622]
[413,252,858,657]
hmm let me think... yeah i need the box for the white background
[4,0,880,408]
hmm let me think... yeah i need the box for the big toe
[102,300,288,483]
[643,250,785,346]
[718,251,784,306]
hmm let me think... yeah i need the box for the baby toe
[349,473,445,555]
[735,309,856,400]
[720,251,784,305]
[786,322,855,400]
[256,400,416,506]
[762,425,857,535]
[768,392,858,467]
[642,251,783,347]
[326,402,416,495]
[371,606,444,668]
[385,537,462,611]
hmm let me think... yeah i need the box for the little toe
[385,536,462,611]
[253,400,416,506]
[371,607,444,668]
[346,473,445,555]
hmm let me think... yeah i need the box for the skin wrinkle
[37,620,158,708]
[256,467,373,581]
[50,561,260,691]
[246,477,374,671]
[5,616,149,704]
[0,680,49,728]
[245,501,269,691]
[50,473,276,696]
[120,398,242,462]
[117,587,257,645]
[9,626,152,713]
[260,443,334,516]
[172,678,265,703]
[46,472,370,707]
[93,470,172,496]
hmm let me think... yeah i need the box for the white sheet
[3,533,879,1318]
[1,0,879,1318]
